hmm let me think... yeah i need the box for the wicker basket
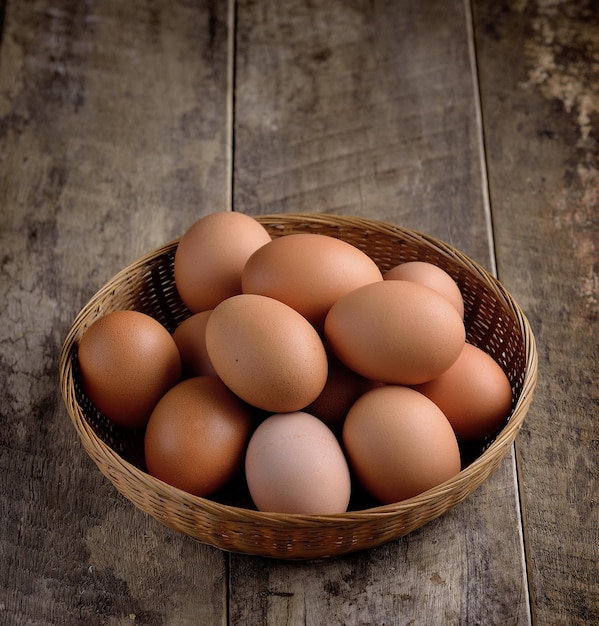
[59,213,538,559]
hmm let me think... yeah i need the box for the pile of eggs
[77,212,514,515]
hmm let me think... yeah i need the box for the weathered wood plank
[8,0,594,624]
[234,0,497,269]
[473,1,599,624]
[231,1,530,623]
[230,459,530,625]
[0,1,231,623]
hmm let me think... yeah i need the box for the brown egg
[324,280,465,385]
[342,385,461,504]
[384,261,464,319]
[304,349,383,435]
[241,233,383,330]
[174,211,272,313]
[414,342,513,441]
[144,376,254,497]
[205,294,328,412]
[172,311,218,379]
[245,411,351,514]
[77,310,182,429]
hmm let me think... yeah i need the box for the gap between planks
[226,0,237,213]
[466,0,535,624]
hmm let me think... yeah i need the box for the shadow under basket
[59,213,538,560]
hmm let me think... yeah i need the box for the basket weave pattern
[60,214,537,559]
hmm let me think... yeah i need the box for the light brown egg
[414,342,513,441]
[144,376,254,497]
[245,411,351,514]
[241,233,383,330]
[384,261,464,319]
[324,280,465,385]
[205,294,328,412]
[342,385,461,504]
[77,310,182,429]
[172,311,218,379]
[174,211,272,313]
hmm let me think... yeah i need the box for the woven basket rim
[59,212,538,548]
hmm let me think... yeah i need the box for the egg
[241,233,383,329]
[324,279,465,385]
[77,310,182,429]
[172,311,218,378]
[414,342,513,441]
[384,260,464,319]
[245,411,351,514]
[304,349,383,435]
[342,385,461,504]
[174,211,272,313]
[205,294,328,412]
[144,376,254,497]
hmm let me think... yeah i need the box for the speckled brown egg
[144,376,254,497]
[241,233,383,330]
[174,211,272,313]
[77,310,182,429]
[342,385,461,504]
[205,294,328,412]
[414,342,513,441]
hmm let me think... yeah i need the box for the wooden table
[1,1,597,624]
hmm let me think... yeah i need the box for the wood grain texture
[5,0,594,624]
[473,1,599,624]
[0,1,230,624]
[231,1,530,623]
[230,458,530,626]
[234,0,494,269]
